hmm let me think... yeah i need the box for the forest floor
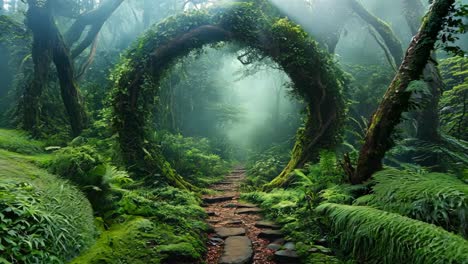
[203,168,295,264]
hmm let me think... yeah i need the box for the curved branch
[348,0,404,64]
[64,0,124,51]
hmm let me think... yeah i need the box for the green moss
[71,217,162,264]
[74,187,208,263]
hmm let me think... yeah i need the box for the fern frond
[355,169,467,236]
[317,203,468,264]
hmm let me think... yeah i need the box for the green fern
[317,203,468,264]
[355,169,468,236]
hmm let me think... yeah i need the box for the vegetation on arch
[111,0,346,188]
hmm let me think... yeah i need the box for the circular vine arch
[111,2,345,189]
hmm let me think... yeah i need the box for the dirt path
[202,167,287,264]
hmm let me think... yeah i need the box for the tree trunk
[52,28,87,136]
[24,0,123,136]
[403,0,443,142]
[25,1,87,136]
[352,0,456,184]
[65,0,124,53]
[23,1,54,135]
[416,62,443,141]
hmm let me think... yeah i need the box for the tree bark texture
[352,0,456,184]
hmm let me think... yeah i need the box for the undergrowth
[155,132,230,187]
[0,129,44,154]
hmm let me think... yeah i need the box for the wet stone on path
[215,227,246,238]
[219,236,253,264]
[236,208,263,215]
[203,194,236,204]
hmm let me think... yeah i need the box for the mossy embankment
[0,129,210,263]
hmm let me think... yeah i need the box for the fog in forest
[0,0,467,263]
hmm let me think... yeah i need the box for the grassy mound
[0,149,96,263]
[317,203,468,264]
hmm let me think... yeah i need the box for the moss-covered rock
[73,187,208,263]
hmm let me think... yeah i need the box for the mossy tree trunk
[403,0,443,143]
[351,0,456,184]
[23,0,123,136]
[25,0,86,136]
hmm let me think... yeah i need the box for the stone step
[206,211,217,216]
[235,208,262,215]
[203,195,236,204]
[226,175,243,178]
[218,181,239,185]
[215,227,246,238]
[219,236,253,264]
[237,203,257,208]
[255,220,280,229]
[258,229,283,240]
[274,250,300,263]
[224,219,243,225]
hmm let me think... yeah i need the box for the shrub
[48,145,106,188]
[245,145,291,188]
[355,169,468,236]
[317,203,468,264]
